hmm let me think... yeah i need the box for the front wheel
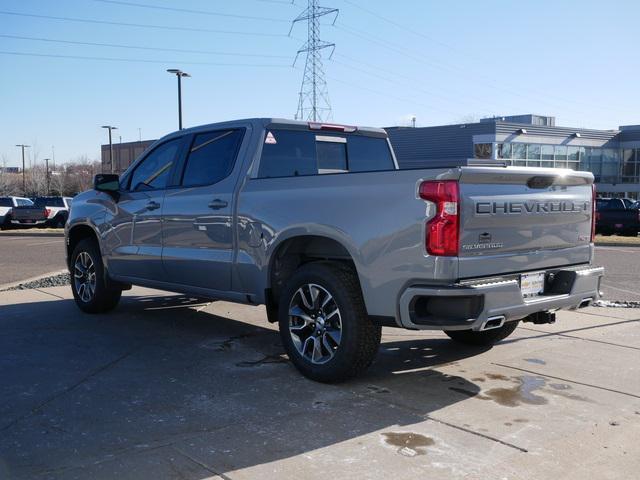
[444,321,519,346]
[278,262,381,383]
[71,238,122,313]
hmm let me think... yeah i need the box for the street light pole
[167,69,191,130]
[101,126,118,173]
[15,144,30,196]
[44,158,51,195]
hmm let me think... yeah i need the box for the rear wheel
[71,238,122,313]
[445,321,519,346]
[278,262,381,383]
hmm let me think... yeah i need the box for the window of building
[181,130,243,187]
[129,139,181,191]
[512,143,526,159]
[474,143,492,159]
[498,143,511,159]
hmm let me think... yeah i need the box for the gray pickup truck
[66,118,604,382]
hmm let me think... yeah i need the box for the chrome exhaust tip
[480,315,506,331]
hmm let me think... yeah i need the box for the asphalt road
[0,233,637,301]
[1,286,639,479]
[0,232,66,286]
[594,246,640,302]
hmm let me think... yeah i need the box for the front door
[162,129,244,292]
[104,137,183,280]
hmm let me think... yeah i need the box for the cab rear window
[257,129,394,178]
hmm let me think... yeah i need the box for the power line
[0,10,290,37]
[291,0,339,122]
[0,34,291,59]
[339,1,624,116]
[0,50,292,67]
[92,0,291,23]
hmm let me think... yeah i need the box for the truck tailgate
[458,166,593,279]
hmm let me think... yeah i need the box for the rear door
[105,137,184,280]
[161,128,245,291]
[457,167,594,279]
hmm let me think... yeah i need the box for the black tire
[1,215,11,230]
[445,321,519,346]
[278,262,381,383]
[53,214,67,228]
[70,238,122,313]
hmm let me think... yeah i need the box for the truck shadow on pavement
[0,293,492,479]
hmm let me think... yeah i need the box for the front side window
[129,139,181,191]
[181,130,244,187]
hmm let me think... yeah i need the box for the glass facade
[490,142,636,184]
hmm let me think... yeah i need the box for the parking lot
[1,236,639,479]
[1,283,639,479]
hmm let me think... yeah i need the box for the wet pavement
[0,285,639,479]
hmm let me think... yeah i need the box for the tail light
[419,180,459,256]
[45,208,51,218]
[591,184,596,242]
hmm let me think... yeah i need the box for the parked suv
[66,118,604,382]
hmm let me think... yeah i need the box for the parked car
[10,200,49,228]
[33,196,73,228]
[66,118,603,382]
[0,196,37,230]
[595,197,640,236]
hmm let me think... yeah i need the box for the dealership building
[101,114,640,199]
[386,114,640,199]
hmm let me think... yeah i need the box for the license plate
[25,219,35,223]
[520,272,545,298]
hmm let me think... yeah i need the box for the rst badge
[461,232,503,251]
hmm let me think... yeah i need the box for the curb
[0,230,65,238]
[595,242,640,248]
[0,269,69,292]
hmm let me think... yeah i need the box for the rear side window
[16,198,33,206]
[258,130,316,178]
[181,130,244,187]
[0,198,11,207]
[129,138,181,191]
[257,130,394,178]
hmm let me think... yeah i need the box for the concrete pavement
[0,285,639,479]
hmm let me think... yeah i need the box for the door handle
[208,199,228,210]
[146,201,160,211]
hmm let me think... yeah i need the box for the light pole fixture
[15,144,30,196]
[101,125,118,173]
[43,158,51,195]
[167,69,190,130]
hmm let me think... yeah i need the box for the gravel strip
[2,272,70,291]
[593,299,640,308]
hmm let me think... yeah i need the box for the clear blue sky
[1,0,638,167]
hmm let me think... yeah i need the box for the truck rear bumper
[398,265,604,331]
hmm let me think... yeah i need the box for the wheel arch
[265,232,365,322]
[66,223,100,270]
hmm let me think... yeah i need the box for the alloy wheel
[288,283,342,364]
[74,251,96,303]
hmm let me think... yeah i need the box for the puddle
[381,432,435,456]
[486,373,510,381]
[481,376,548,407]
[524,358,547,365]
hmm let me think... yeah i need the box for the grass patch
[595,234,640,246]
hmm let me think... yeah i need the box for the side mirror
[94,174,120,192]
